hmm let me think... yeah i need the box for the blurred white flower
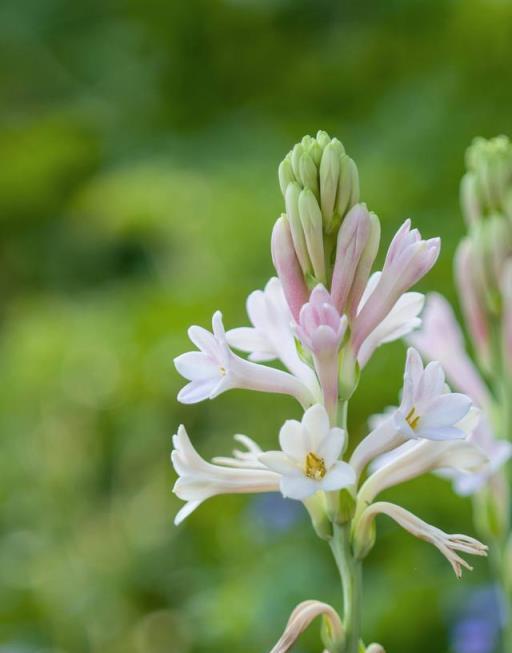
[259,404,355,500]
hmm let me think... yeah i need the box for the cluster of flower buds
[278,131,360,284]
[170,132,489,653]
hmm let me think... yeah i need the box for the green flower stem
[330,522,363,653]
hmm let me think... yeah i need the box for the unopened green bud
[278,156,295,196]
[337,155,359,219]
[298,188,326,282]
[316,129,332,150]
[278,131,360,241]
[285,182,312,275]
[291,143,304,179]
[299,151,319,197]
[320,143,341,227]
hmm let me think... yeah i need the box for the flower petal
[259,451,300,476]
[302,404,330,450]
[317,427,345,467]
[320,461,356,491]
[280,475,318,500]
[279,419,306,460]
[420,393,472,429]
[174,351,220,381]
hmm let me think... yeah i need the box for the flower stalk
[170,131,488,652]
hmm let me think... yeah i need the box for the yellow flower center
[406,407,420,430]
[304,452,327,480]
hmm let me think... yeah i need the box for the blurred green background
[1,0,511,651]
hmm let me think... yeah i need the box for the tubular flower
[259,404,355,500]
[226,277,319,393]
[408,293,492,409]
[269,600,345,653]
[352,220,440,353]
[394,348,472,441]
[353,502,488,577]
[171,425,280,525]
[174,310,316,407]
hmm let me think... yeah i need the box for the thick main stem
[330,522,363,653]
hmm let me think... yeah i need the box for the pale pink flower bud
[269,600,345,653]
[330,203,371,314]
[454,238,491,370]
[346,210,381,318]
[502,259,512,373]
[352,220,440,354]
[271,215,309,322]
[295,285,348,418]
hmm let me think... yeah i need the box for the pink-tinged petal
[271,216,309,321]
[309,284,332,307]
[385,219,412,264]
[416,426,466,441]
[302,404,330,449]
[177,379,219,404]
[174,351,220,381]
[331,204,371,313]
[310,325,339,353]
[280,475,318,500]
[259,451,300,476]
[317,427,345,467]
[279,419,306,459]
[419,393,472,429]
[320,461,356,491]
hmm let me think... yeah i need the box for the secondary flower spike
[259,404,355,500]
[352,220,440,354]
[174,310,315,407]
